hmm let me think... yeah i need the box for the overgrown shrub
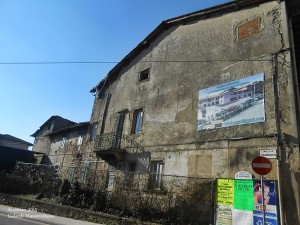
[91,190,107,211]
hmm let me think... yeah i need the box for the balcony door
[113,112,125,149]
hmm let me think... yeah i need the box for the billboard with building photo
[197,73,265,131]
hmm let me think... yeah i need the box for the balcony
[94,132,146,161]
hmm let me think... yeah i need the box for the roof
[0,134,33,146]
[31,115,76,137]
[91,0,275,93]
[48,122,90,136]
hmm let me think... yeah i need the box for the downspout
[289,11,300,224]
[272,48,290,225]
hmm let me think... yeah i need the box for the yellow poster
[217,179,234,206]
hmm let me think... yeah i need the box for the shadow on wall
[281,162,300,225]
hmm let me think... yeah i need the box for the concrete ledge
[0,193,159,225]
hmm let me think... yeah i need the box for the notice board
[215,179,278,225]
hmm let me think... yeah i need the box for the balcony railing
[94,132,146,154]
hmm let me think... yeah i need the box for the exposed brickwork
[238,18,260,41]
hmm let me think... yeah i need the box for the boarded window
[188,155,212,177]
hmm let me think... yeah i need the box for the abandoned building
[83,0,300,224]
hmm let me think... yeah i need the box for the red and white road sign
[252,156,272,175]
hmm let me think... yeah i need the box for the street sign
[260,149,277,159]
[252,156,272,175]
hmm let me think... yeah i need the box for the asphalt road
[0,205,102,225]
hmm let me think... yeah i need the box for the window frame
[149,161,164,190]
[139,68,150,82]
[131,108,144,134]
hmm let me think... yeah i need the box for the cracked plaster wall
[91,1,289,177]
[88,1,300,222]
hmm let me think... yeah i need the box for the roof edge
[91,0,276,93]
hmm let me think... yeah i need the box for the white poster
[232,209,253,225]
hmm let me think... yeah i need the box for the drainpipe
[272,48,290,225]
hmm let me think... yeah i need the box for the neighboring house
[0,134,35,172]
[0,134,32,150]
[31,116,77,154]
[88,0,300,224]
[46,122,100,182]
[0,146,36,173]
[46,122,90,167]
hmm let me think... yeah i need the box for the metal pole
[261,175,265,225]
[277,160,284,225]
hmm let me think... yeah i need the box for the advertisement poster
[217,179,234,206]
[232,180,254,225]
[197,73,265,131]
[253,180,278,225]
[216,179,234,225]
[234,180,253,211]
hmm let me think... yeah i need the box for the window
[139,68,150,82]
[80,162,90,183]
[132,108,143,134]
[90,123,98,141]
[67,166,78,183]
[149,161,164,190]
[125,162,136,186]
[77,131,83,146]
[60,136,67,148]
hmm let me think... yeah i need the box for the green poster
[217,179,234,206]
[234,180,253,211]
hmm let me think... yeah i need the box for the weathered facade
[88,0,300,223]
[47,122,90,167]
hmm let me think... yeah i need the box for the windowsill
[137,79,150,84]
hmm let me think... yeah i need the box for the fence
[12,162,216,225]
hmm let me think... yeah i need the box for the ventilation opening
[139,68,150,82]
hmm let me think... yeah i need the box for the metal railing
[94,132,147,154]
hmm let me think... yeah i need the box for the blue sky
[0,0,230,144]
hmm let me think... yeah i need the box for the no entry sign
[252,156,272,175]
